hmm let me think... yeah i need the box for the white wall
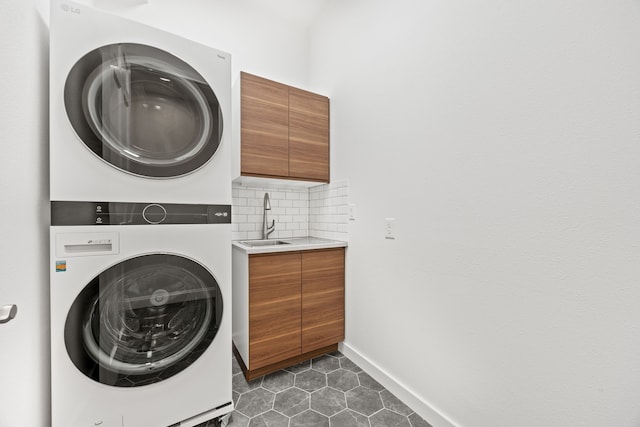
[310,1,640,426]
[0,0,50,425]
[92,0,313,89]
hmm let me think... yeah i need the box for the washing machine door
[65,254,223,387]
[64,43,223,178]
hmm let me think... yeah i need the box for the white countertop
[232,237,347,254]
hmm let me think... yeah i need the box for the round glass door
[64,43,223,178]
[65,254,223,387]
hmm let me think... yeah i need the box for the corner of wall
[339,342,459,427]
[308,179,350,242]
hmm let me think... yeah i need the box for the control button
[142,204,167,224]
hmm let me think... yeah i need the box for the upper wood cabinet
[240,73,289,178]
[240,72,330,183]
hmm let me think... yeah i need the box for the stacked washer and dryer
[49,2,233,426]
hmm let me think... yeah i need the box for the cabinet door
[301,248,345,353]
[249,252,301,369]
[241,72,289,178]
[289,87,330,182]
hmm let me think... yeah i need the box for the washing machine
[50,201,233,427]
[50,0,231,204]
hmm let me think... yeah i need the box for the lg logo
[61,3,80,14]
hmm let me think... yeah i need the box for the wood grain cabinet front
[248,252,302,369]
[288,87,330,182]
[301,249,345,353]
[240,72,329,183]
[238,247,345,379]
[240,73,289,178]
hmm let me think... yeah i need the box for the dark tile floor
[223,351,433,427]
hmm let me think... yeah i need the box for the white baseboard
[338,342,458,427]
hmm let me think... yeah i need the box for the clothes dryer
[50,201,232,427]
[50,1,231,204]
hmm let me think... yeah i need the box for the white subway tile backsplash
[308,180,350,242]
[238,189,256,198]
[232,183,309,240]
[247,214,262,223]
[239,223,256,232]
[232,181,349,242]
[271,207,287,216]
[234,215,248,224]
[246,231,262,240]
[236,206,254,215]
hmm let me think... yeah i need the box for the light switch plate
[384,218,396,239]
[348,204,357,221]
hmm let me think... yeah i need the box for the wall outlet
[384,218,396,239]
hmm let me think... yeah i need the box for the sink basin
[240,240,292,247]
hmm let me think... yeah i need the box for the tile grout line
[228,351,431,427]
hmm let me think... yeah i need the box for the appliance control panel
[51,201,231,226]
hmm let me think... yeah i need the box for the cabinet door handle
[0,304,17,324]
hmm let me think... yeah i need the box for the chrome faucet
[262,192,275,239]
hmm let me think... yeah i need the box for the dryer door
[65,253,223,387]
[64,43,223,178]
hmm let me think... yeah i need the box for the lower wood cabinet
[232,247,345,380]
[301,249,345,353]
[248,252,302,369]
